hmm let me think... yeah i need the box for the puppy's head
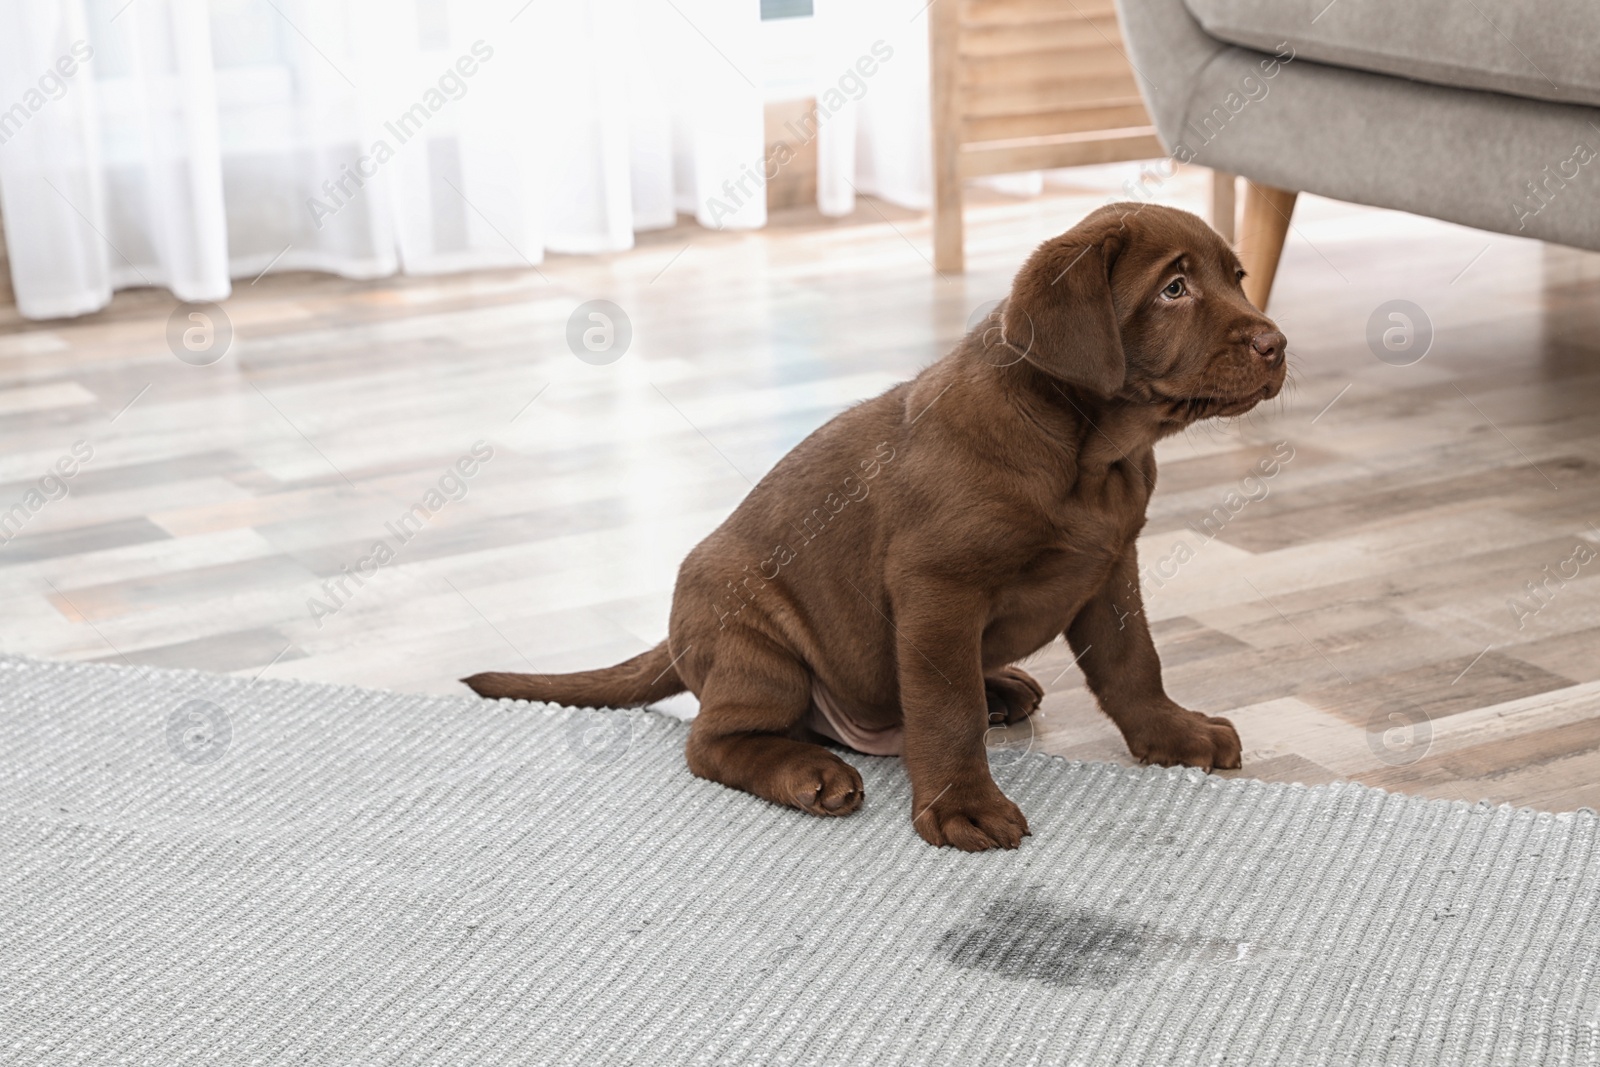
[996,202,1287,422]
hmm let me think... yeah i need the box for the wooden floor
[3,164,1599,811]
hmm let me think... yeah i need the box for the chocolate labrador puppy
[465,202,1287,851]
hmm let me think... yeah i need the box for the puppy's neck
[994,356,1166,464]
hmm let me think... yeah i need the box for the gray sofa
[1114,0,1600,305]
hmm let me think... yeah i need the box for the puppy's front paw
[913,785,1030,851]
[1126,707,1241,771]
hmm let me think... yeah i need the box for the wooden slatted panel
[960,48,1137,90]
[955,0,1151,145]
[962,0,1120,25]
[963,72,1145,117]
[963,101,1149,144]
[960,128,1163,178]
[931,0,1159,270]
[958,16,1127,57]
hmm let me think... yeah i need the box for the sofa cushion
[1183,0,1600,108]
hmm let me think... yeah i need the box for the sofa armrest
[1113,0,1231,152]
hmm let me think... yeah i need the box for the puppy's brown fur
[466,203,1288,852]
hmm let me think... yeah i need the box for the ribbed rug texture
[3,655,1599,1065]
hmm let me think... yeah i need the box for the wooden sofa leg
[1210,171,1236,243]
[1238,182,1298,311]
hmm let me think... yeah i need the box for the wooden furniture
[930,0,1164,272]
[1236,182,1297,310]
[1209,169,1236,244]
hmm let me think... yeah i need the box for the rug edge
[4,653,1594,826]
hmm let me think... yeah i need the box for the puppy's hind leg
[684,630,864,817]
[984,665,1045,725]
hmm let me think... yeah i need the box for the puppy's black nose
[1250,329,1286,367]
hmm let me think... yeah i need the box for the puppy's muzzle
[1249,328,1287,370]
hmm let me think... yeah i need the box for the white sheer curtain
[0,0,770,319]
[812,0,932,217]
[0,0,940,321]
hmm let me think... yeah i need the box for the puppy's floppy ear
[1001,229,1126,396]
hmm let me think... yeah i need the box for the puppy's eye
[1236,269,1247,282]
[1161,278,1187,300]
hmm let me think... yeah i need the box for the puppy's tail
[461,641,685,708]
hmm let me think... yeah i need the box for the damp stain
[934,896,1247,990]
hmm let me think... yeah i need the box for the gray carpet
[3,655,1599,1065]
